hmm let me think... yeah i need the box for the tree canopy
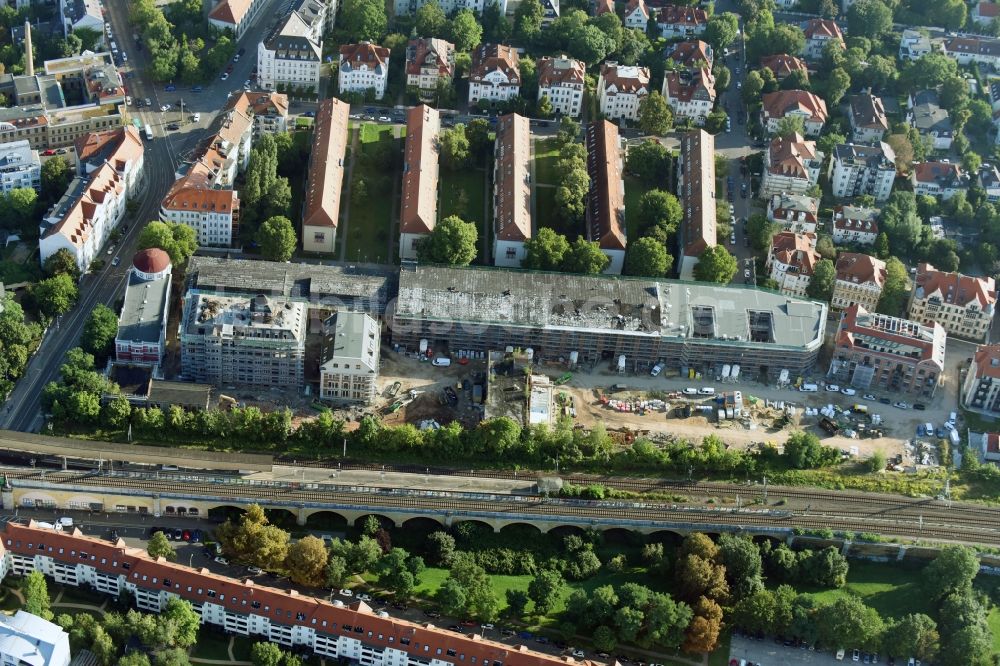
[417,216,478,265]
[138,221,197,268]
[693,246,738,283]
[256,216,297,262]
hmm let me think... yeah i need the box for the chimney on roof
[24,21,33,77]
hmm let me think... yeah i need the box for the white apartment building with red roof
[766,231,820,298]
[598,62,649,121]
[909,263,997,342]
[338,42,391,100]
[963,344,1000,416]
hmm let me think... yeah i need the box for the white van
[57,517,73,528]
[800,383,819,392]
[431,357,451,367]
[698,387,715,395]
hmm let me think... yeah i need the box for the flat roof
[395,265,826,349]
[116,271,169,345]
[187,256,395,311]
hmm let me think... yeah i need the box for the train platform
[257,465,539,495]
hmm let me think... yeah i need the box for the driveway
[729,635,863,665]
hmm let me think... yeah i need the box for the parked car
[181,529,191,541]
[913,403,926,411]
[841,387,856,396]
[339,589,353,597]
[698,387,715,395]
[682,388,699,395]
[879,397,891,404]
[863,393,876,401]
[826,384,840,392]
[357,593,372,602]
[247,566,263,575]
[214,556,229,565]
[893,401,910,409]
[650,363,664,377]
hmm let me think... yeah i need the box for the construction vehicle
[385,381,401,398]
[554,373,572,385]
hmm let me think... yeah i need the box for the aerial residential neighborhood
[0,0,999,663]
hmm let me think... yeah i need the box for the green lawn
[231,636,255,661]
[191,633,233,661]
[343,126,396,264]
[535,187,558,232]
[624,174,644,240]
[440,168,487,227]
[534,138,561,186]
[793,561,933,620]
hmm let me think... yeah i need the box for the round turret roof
[132,248,171,275]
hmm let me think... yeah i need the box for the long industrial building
[0,521,584,666]
[391,265,827,378]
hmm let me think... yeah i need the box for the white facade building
[830,142,896,202]
[468,44,521,107]
[0,140,40,192]
[537,55,584,118]
[319,311,380,404]
[0,611,70,666]
[257,12,322,94]
[338,42,390,100]
[598,62,649,122]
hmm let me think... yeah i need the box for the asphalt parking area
[729,636,862,665]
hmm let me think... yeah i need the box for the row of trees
[241,134,295,239]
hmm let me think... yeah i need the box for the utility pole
[762,474,767,502]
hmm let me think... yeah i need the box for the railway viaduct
[3,472,791,540]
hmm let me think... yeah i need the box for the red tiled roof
[625,0,649,18]
[666,40,713,69]
[400,105,440,235]
[915,263,997,309]
[586,120,626,251]
[132,248,171,274]
[599,63,650,94]
[767,132,818,179]
[339,42,390,70]
[44,163,125,249]
[979,1,1000,18]
[803,18,843,41]
[972,344,1000,380]
[760,54,808,79]
[303,99,350,230]
[770,231,819,277]
[835,252,886,287]
[762,90,828,124]
[656,4,707,26]
[494,113,531,243]
[1,522,590,666]
[538,56,585,88]
[836,304,943,364]
[470,44,520,83]
[405,38,455,78]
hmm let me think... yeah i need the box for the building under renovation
[180,291,306,388]
[392,265,828,379]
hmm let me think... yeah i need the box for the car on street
[650,362,663,377]
[357,593,372,602]
[182,529,191,541]
[736,81,742,89]
[303,111,316,117]
[160,104,169,112]
[238,47,246,56]
[214,556,229,565]
[698,387,715,395]
[339,589,353,597]
[191,85,203,92]
[914,403,926,410]
[893,401,910,409]
[125,96,132,105]
[111,257,121,266]
[192,112,200,122]
[42,149,55,156]
[424,610,441,619]
[682,387,698,395]
[863,393,876,401]
[378,115,391,122]
[825,384,840,392]
[144,97,152,107]
[165,84,176,91]
[247,566,263,575]
[220,72,229,80]
[879,397,891,404]
[244,79,251,87]
[449,625,463,632]
[744,268,751,279]
[233,53,240,62]
[841,387,857,396]
[167,123,180,131]
[730,233,736,244]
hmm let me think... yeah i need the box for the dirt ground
[290,341,974,467]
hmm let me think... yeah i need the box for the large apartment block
[828,304,946,398]
[908,263,997,342]
[677,129,715,280]
[319,311,380,404]
[585,120,626,274]
[400,105,440,260]
[39,126,143,273]
[537,55,585,117]
[391,265,828,379]
[257,12,322,94]
[963,344,1000,416]
[180,292,306,388]
[302,99,350,254]
[493,113,532,268]
[0,521,581,666]
[830,142,896,202]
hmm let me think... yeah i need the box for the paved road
[0,0,285,434]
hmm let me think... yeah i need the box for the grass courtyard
[533,138,562,234]
[343,123,397,264]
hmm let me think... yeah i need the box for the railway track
[8,469,1000,547]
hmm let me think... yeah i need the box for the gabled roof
[912,161,966,187]
[769,193,819,222]
[538,55,585,88]
[625,0,649,18]
[600,62,650,94]
[226,90,290,121]
[264,11,321,60]
[850,94,889,132]
[656,4,707,26]
[586,120,626,251]
[972,344,1000,379]
[594,0,614,15]
[760,53,808,79]
[208,0,253,25]
[75,125,143,174]
[494,113,532,243]
[770,231,820,277]
[666,40,713,70]
[161,161,238,215]
[470,44,520,83]
[405,38,456,78]
[833,205,879,235]
[303,99,350,230]
[679,129,715,258]
[339,42,390,73]
[915,263,997,309]
[803,18,843,41]
[978,1,1000,17]
[835,252,886,287]
[767,132,819,179]
[400,105,440,235]
[663,68,715,104]
[42,163,124,248]
[944,36,1000,57]
[761,89,828,124]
